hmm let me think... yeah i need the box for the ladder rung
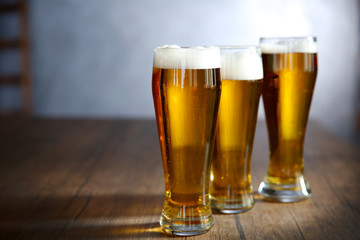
[0,75,21,85]
[0,110,22,117]
[0,39,19,49]
[0,3,19,13]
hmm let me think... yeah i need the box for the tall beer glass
[152,45,221,235]
[258,37,318,202]
[210,46,263,213]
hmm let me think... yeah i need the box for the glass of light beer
[210,46,263,213]
[258,37,318,202]
[152,45,221,235]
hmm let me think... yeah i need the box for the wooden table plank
[0,119,359,239]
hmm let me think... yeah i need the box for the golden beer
[258,37,318,202]
[152,46,221,235]
[210,47,263,213]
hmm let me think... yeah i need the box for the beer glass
[152,45,221,235]
[258,37,318,202]
[210,46,263,213]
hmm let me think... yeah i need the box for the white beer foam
[221,50,263,80]
[261,38,317,53]
[153,45,221,69]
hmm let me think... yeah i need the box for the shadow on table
[0,194,178,238]
[0,221,175,239]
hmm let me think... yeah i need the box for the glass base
[258,176,311,202]
[211,194,254,214]
[160,212,214,236]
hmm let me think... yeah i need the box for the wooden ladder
[0,0,32,116]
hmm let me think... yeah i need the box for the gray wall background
[1,0,360,140]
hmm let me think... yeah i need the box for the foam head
[260,37,317,54]
[153,45,221,69]
[220,47,264,81]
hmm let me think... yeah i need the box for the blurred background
[1,0,360,143]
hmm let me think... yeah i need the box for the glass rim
[153,45,221,69]
[260,36,317,42]
[154,45,220,51]
[215,45,259,49]
[215,45,261,54]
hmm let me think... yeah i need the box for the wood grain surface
[0,118,359,239]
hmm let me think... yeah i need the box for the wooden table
[0,119,359,239]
